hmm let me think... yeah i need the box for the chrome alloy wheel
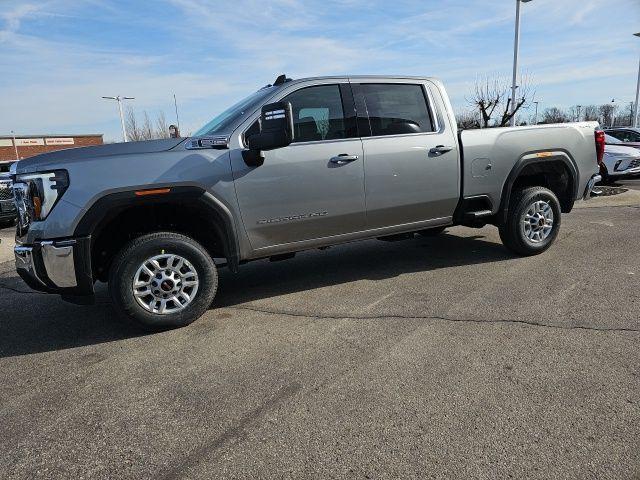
[132,253,199,314]
[522,200,554,243]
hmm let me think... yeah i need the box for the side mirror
[243,101,294,166]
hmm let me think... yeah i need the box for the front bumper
[15,236,94,296]
[583,174,602,200]
[609,166,640,177]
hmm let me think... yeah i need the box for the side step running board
[464,210,492,220]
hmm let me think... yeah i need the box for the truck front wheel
[108,232,218,330]
[499,186,561,256]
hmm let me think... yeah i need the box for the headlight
[14,170,69,221]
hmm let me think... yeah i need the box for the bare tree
[126,108,171,141]
[540,107,570,124]
[155,111,170,139]
[141,112,154,140]
[614,103,634,127]
[455,110,480,129]
[467,74,534,128]
[580,105,599,121]
[125,107,144,141]
[498,75,533,127]
[467,76,503,128]
[567,106,582,122]
[599,103,617,128]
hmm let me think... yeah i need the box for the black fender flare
[498,152,578,224]
[73,185,240,272]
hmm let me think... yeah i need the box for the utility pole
[576,105,582,122]
[610,98,616,128]
[533,101,539,125]
[173,93,181,130]
[510,0,533,127]
[634,33,640,127]
[102,95,135,142]
[11,130,19,160]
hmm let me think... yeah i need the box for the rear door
[230,81,366,250]
[353,80,459,229]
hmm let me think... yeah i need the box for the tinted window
[283,85,347,143]
[607,131,625,141]
[361,84,434,136]
[621,130,640,142]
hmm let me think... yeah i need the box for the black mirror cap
[248,101,294,151]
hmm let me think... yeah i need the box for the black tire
[417,226,447,237]
[499,186,561,256]
[108,232,218,330]
[599,164,610,184]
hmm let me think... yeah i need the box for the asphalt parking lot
[0,195,638,479]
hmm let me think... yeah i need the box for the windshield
[194,86,279,136]
[0,162,15,173]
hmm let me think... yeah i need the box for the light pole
[102,95,135,142]
[533,101,539,124]
[10,130,19,160]
[510,0,533,127]
[633,32,640,127]
[173,93,181,131]
[610,98,616,128]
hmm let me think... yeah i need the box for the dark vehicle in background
[0,171,17,227]
[604,127,640,150]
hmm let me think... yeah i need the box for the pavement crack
[160,382,302,480]
[227,305,640,334]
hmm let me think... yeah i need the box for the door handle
[330,154,359,164]
[430,145,453,155]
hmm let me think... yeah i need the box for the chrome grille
[0,182,12,201]
[12,182,32,235]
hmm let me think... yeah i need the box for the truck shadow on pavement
[215,232,515,307]
[0,232,515,358]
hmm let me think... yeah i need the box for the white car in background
[600,134,640,181]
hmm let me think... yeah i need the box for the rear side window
[283,85,348,143]
[361,84,434,136]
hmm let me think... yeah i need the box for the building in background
[0,134,104,169]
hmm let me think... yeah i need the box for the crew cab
[11,75,603,329]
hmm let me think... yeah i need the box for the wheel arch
[74,186,240,281]
[499,152,578,225]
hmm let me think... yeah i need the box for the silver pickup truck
[11,75,603,329]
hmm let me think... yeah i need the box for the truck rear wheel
[499,186,561,256]
[108,232,218,330]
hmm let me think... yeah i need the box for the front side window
[283,85,348,143]
[361,84,434,136]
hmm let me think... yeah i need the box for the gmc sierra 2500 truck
[12,75,603,329]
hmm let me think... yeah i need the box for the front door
[354,81,460,229]
[230,82,366,251]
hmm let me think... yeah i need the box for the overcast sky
[1,0,639,141]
